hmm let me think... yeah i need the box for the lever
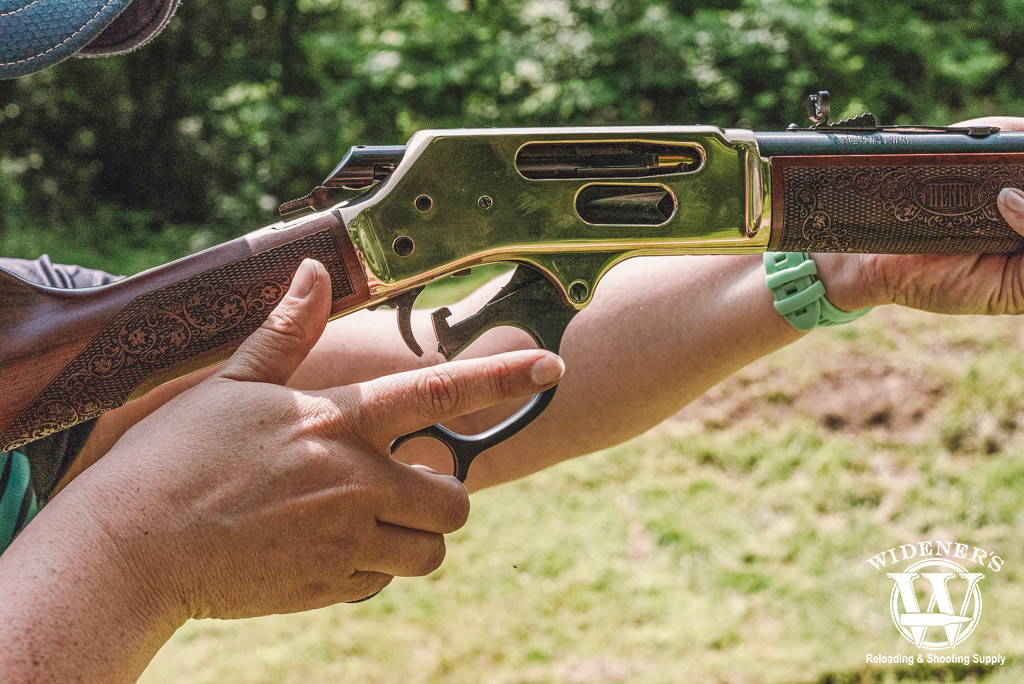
[390,265,581,481]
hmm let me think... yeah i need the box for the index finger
[347,349,564,448]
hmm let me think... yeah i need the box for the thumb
[216,259,332,385]
[998,188,1024,237]
[350,350,565,447]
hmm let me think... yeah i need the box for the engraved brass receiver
[289,126,769,335]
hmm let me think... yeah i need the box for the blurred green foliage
[2,0,1023,273]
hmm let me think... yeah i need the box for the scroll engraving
[1,228,362,452]
[774,156,1024,254]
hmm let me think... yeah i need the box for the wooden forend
[769,153,1024,254]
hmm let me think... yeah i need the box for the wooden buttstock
[0,211,370,453]
[769,153,1024,253]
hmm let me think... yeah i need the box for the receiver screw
[393,236,415,256]
[568,281,589,303]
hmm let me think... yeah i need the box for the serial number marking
[830,134,911,145]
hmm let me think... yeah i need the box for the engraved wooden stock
[769,153,1024,253]
[0,211,370,453]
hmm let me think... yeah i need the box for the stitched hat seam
[0,0,121,66]
[0,1,43,19]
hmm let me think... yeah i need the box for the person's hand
[44,259,565,621]
[814,116,1024,315]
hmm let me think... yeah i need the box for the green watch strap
[763,252,873,331]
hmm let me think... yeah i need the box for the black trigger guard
[389,264,580,482]
[390,385,558,482]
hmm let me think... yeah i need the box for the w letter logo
[887,559,984,650]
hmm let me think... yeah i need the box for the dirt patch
[797,364,946,442]
[555,656,647,683]
[677,360,946,444]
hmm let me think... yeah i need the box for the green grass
[0,208,215,277]
[134,305,1024,683]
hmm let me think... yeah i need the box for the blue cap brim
[0,0,133,78]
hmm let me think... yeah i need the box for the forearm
[289,254,816,489]
[461,254,810,488]
[0,477,183,683]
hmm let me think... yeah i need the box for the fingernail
[999,188,1024,214]
[288,259,318,299]
[530,353,565,386]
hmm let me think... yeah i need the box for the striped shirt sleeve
[0,450,39,550]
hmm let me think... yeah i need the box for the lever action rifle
[3,92,1024,479]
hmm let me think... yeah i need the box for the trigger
[431,265,579,360]
[368,286,425,356]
